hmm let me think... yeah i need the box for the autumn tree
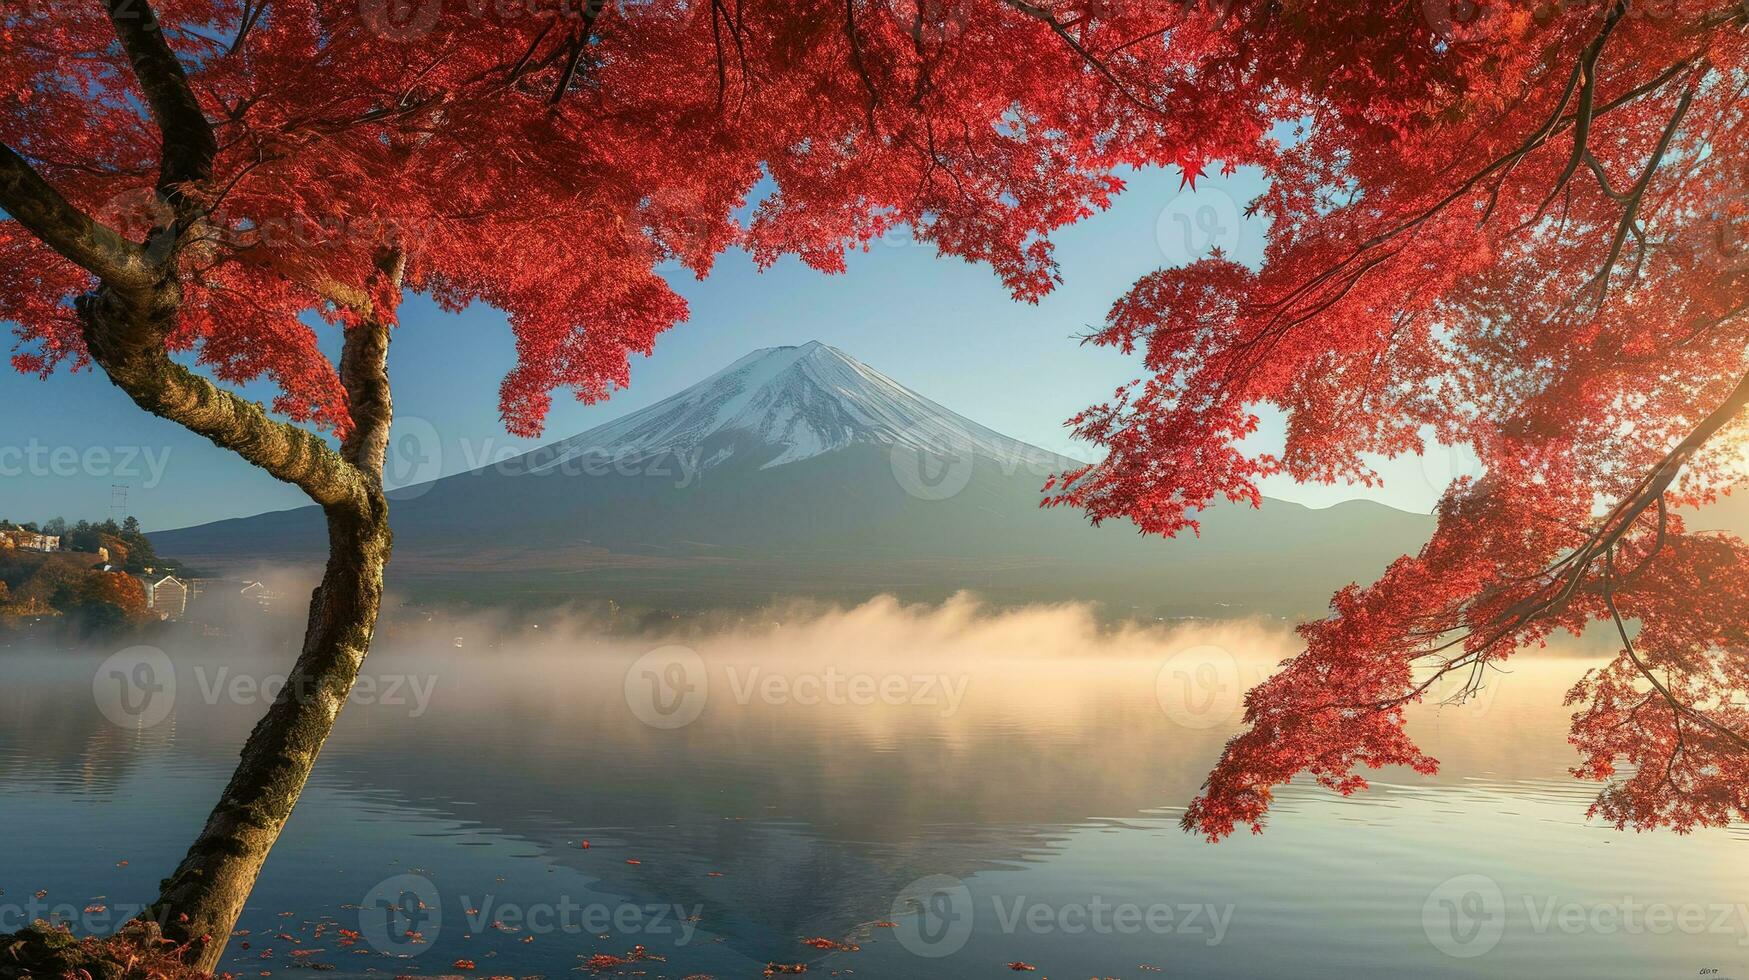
[1048,0,1749,839]
[0,0,1260,969]
[15,0,1739,967]
[65,568,152,633]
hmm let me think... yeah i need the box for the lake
[3,596,1746,979]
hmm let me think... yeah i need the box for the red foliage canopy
[8,0,1749,840]
[2,0,1263,435]
[1045,1,1749,837]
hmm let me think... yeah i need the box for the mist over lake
[6,596,1746,979]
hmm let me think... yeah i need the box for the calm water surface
[3,601,1746,979]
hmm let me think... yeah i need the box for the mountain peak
[744,339,844,368]
[537,343,1066,477]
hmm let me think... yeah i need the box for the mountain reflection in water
[4,597,1746,979]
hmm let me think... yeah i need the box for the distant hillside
[158,342,1438,618]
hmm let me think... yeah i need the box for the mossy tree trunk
[0,2,406,972]
[146,484,392,970]
[136,296,398,970]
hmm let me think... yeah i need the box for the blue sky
[2,165,1451,531]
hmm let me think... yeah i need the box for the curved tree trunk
[76,258,401,972]
[0,2,410,970]
[145,262,400,971]
[150,500,391,970]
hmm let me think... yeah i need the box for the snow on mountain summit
[532,341,1068,476]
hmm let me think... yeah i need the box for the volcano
[155,342,1432,616]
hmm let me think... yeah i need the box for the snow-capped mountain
[156,342,1434,617]
[531,340,1063,475]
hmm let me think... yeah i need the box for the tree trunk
[73,262,401,973]
[0,3,406,969]
[150,498,391,971]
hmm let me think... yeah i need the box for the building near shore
[140,574,189,620]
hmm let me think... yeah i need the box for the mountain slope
[156,342,1435,617]
[535,340,1055,473]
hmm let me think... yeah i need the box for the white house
[142,574,189,620]
[15,532,59,552]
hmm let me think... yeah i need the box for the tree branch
[0,141,156,289]
[78,288,369,511]
[1604,547,1749,753]
[547,0,606,106]
[1000,0,1174,123]
[103,0,217,212]
[336,252,403,479]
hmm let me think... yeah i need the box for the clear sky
[2,165,1455,532]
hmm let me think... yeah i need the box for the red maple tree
[1,0,1254,968]
[9,0,1748,970]
[1048,1,1749,840]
